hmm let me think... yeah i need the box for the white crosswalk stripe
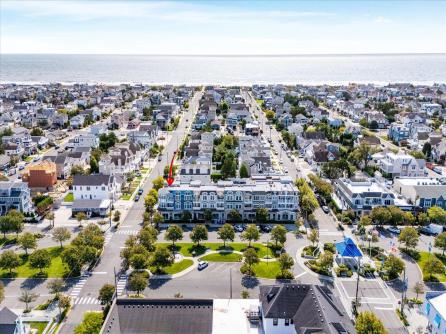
[116,275,127,296]
[70,275,89,297]
[73,296,101,305]
[116,230,139,235]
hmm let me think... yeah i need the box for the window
[434,313,441,328]
[425,302,430,315]
[273,318,278,326]
[285,319,290,326]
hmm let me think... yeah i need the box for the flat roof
[212,299,261,334]
[430,293,446,319]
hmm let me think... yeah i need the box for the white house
[72,174,119,201]
[378,152,426,178]
[70,133,99,149]
[424,291,446,334]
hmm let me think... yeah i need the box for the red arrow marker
[166,151,176,186]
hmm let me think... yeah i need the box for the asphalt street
[57,91,203,333]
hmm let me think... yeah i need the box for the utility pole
[354,257,361,315]
[229,267,232,299]
[113,266,118,300]
[400,267,407,314]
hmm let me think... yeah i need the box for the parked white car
[197,260,208,270]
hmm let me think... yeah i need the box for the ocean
[1,54,445,85]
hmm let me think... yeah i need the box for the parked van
[420,223,443,236]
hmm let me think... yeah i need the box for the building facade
[0,181,32,215]
[378,153,426,177]
[158,177,299,223]
[21,160,57,189]
[424,291,446,334]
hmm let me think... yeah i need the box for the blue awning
[335,237,362,257]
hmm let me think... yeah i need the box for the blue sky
[1,0,445,54]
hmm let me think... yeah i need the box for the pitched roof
[0,307,18,334]
[102,298,213,334]
[73,174,112,186]
[259,284,354,333]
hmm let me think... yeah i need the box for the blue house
[388,123,410,143]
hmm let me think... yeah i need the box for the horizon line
[2,52,446,57]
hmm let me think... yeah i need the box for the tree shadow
[241,275,260,289]
[148,277,172,290]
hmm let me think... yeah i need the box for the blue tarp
[335,237,362,257]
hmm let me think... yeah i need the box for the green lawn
[0,247,69,278]
[27,322,48,334]
[417,251,446,282]
[24,156,34,162]
[120,194,132,200]
[150,259,193,275]
[200,252,242,262]
[63,193,74,202]
[251,261,282,279]
[156,242,276,258]
[0,236,17,247]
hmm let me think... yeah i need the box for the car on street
[158,155,162,161]
[284,167,289,174]
[321,206,330,214]
[260,224,272,232]
[234,225,244,232]
[387,226,401,235]
[419,223,443,236]
[198,260,208,270]
[134,195,140,202]
[138,188,144,195]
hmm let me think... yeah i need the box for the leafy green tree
[30,127,44,136]
[227,209,242,224]
[308,229,319,246]
[417,212,430,226]
[151,247,173,272]
[57,294,71,317]
[152,211,164,225]
[130,253,148,270]
[318,251,334,269]
[190,224,208,246]
[398,227,419,251]
[18,232,37,255]
[19,289,37,312]
[29,249,51,273]
[203,209,213,224]
[220,152,236,179]
[435,232,446,255]
[270,225,287,247]
[181,210,192,222]
[413,281,424,300]
[138,227,158,252]
[144,194,157,213]
[61,246,84,275]
[428,206,446,225]
[423,257,444,280]
[74,311,103,334]
[75,212,87,227]
[278,253,294,276]
[265,110,275,121]
[46,212,55,228]
[152,176,165,190]
[0,250,20,274]
[255,208,269,224]
[52,227,72,248]
[0,216,11,238]
[217,224,235,247]
[370,207,392,225]
[239,163,249,178]
[355,311,388,334]
[128,273,148,296]
[7,210,24,236]
[47,278,64,299]
[98,284,115,305]
[383,254,405,279]
[89,155,99,173]
[422,142,432,159]
[165,225,183,246]
[243,248,259,275]
[241,224,259,247]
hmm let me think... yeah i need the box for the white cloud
[374,16,392,24]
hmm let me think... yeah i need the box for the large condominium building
[158,176,299,223]
[333,175,411,215]
[0,181,32,215]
